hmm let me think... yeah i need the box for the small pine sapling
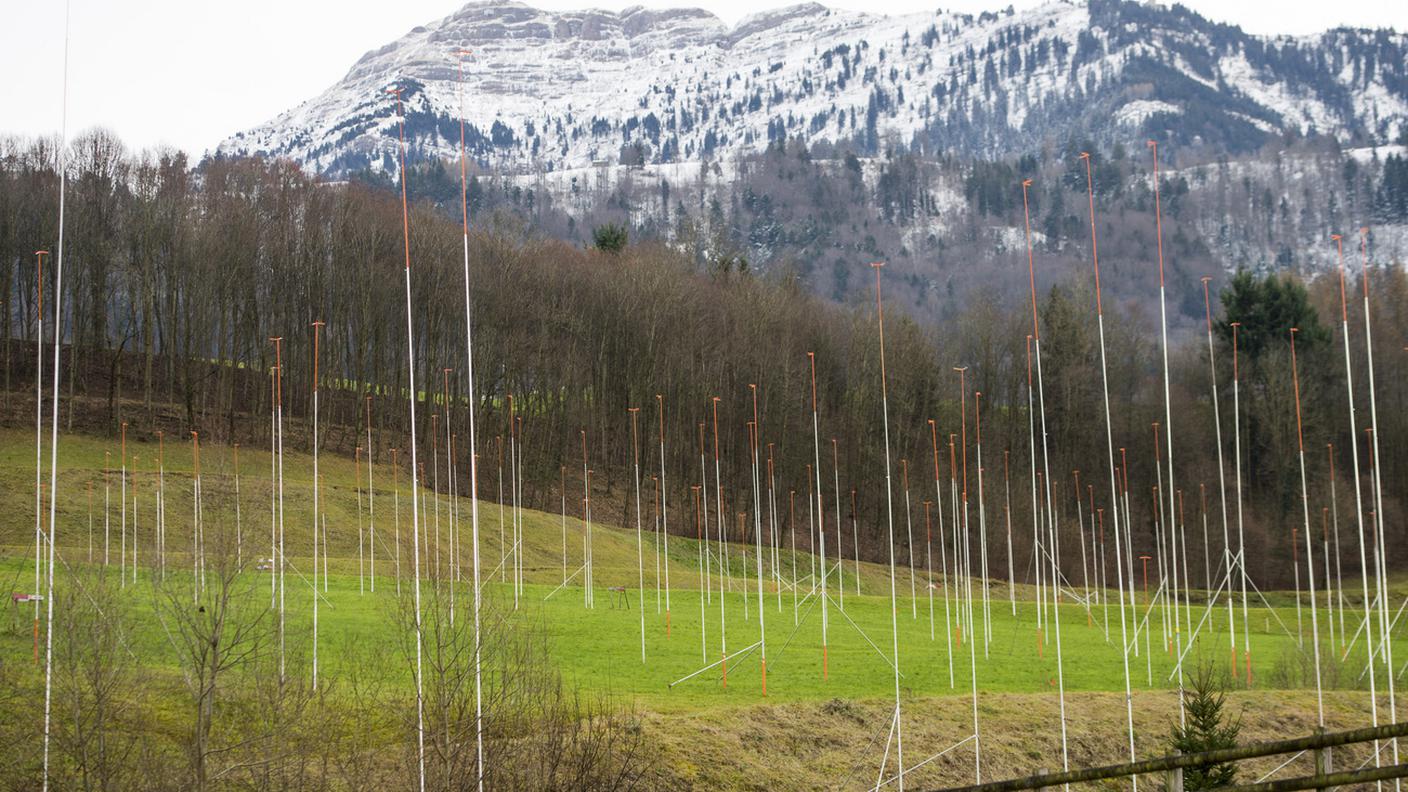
[1169,661,1241,790]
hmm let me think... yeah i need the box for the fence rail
[927,720,1408,792]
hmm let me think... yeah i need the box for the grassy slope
[2,428,1401,786]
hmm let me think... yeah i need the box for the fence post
[1314,727,1333,792]
[1165,749,1183,792]
[1036,767,1048,792]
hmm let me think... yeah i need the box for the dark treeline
[3,130,1407,589]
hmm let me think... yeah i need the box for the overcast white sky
[2,0,1403,157]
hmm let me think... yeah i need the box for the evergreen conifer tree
[1170,662,1241,790]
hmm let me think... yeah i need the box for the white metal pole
[1004,451,1015,617]
[924,500,936,642]
[1148,138,1184,683]
[1025,339,1041,637]
[930,422,954,686]
[432,414,441,592]
[393,448,402,596]
[1328,445,1346,651]
[711,399,727,682]
[659,395,672,629]
[869,263,903,789]
[1289,328,1326,726]
[368,397,377,593]
[809,354,830,677]
[234,444,241,569]
[453,54,486,783]
[1197,274,1240,674]
[1082,151,1138,784]
[39,13,69,782]
[630,407,647,664]
[1357,229,1399,774]
[192,441,202,589]
[582,431,592,609]
[104,452,110,568]
[120,423,127,587]
[1022,178,1067,779]
[311,320,323,689]
[561,466,568,585]
[33,249,46,639]
[442,370,454,620]
[1075,472,1090,625]
[790,490,798,625]
[654,474,662,613]
[749,386,768,695]
[387,84,426,792]
[833,439,844,611]
[903,460,917,619]
[1328,235,1379,746]
[272,341,286,681]
[852,488,861,597]
[768,445,781,614]
[700,423,712,606]
[360,450,366,591]
[1230,325,1252,684]
[131,457,138,584]
[504,434,509,583]
[513,418,521,599]
[975,395,991,655]
[695,486,707,664]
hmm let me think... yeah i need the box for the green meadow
[3,427,1398,713]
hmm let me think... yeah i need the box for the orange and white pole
[1021,176,1066,776]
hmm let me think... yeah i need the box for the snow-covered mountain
[219,0,1408,178]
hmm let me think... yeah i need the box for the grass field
[4,427,1400,707]
[3,427,1404,787]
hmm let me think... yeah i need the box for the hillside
[204,0,1408,318]
[3,428,1402,788]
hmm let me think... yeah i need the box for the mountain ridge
[218,0,1408,178]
